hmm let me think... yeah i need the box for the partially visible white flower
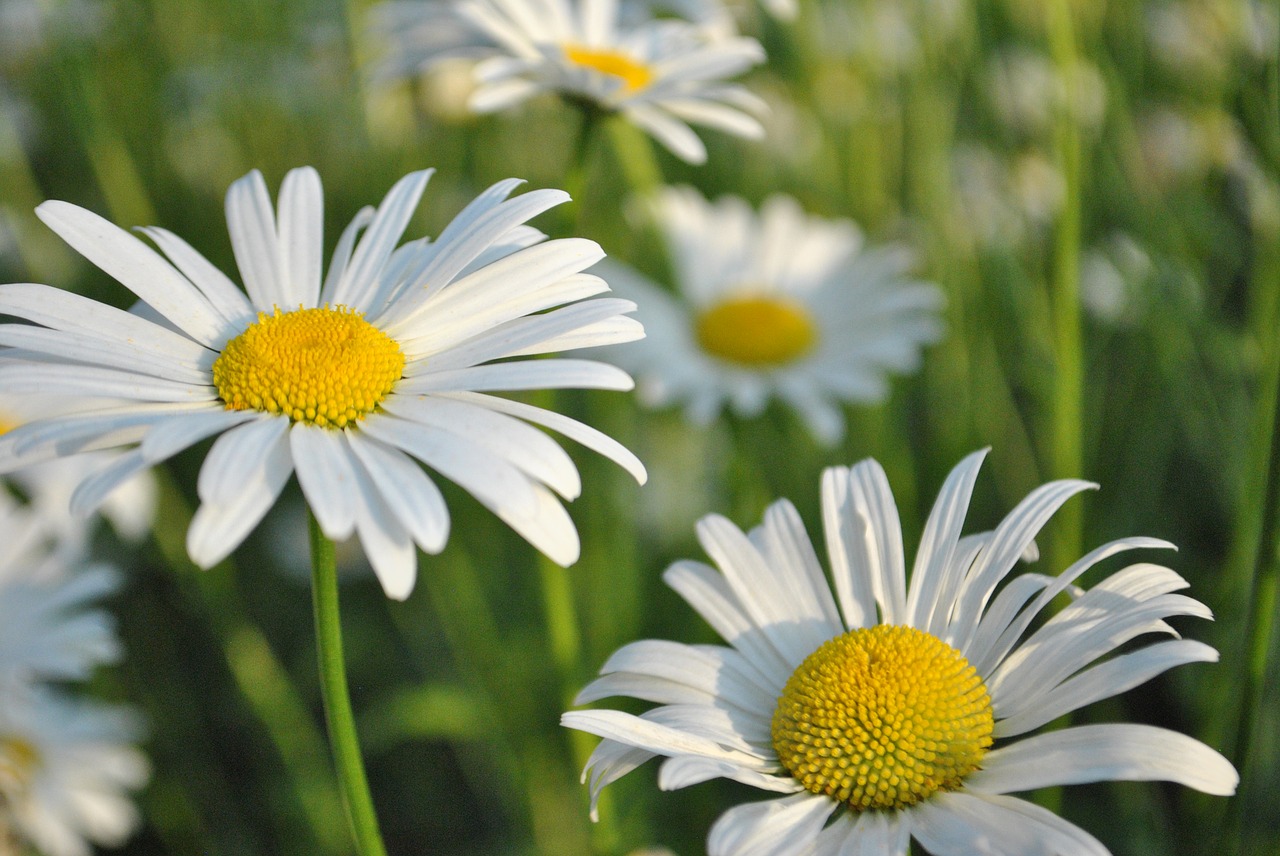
[0,495,122,687]
[0,688,148,856]
[369,0,766,164]
[564,450,1237,854]
[601,187,943,445]
[0,394,158,553]
[0,166,646,600]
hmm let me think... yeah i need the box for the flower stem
[309,511,388,856]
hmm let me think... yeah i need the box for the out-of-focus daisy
[0,494,122,687]
[0,394,158,553]
[0,166,646,600]
[564,450,1237,854]
[600,187,943,445]
[0,687,149,856]
[369,0,766,164]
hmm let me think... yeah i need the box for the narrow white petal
[624,104,708,164]
[140,410,261,463]
[345,431,450,554]
[136,227,253,327]
[290,424,359,540]
[707,793,837,856]
[187,426,293,567]
[276,166,325,308]
[195,416,290,506]
[659,756,800,794]
[382,394,581,499]
[847,457,908,623]
[348,455,419,600]
[437,390,646,483]
[35,201,228,346]
[495,482,580,566]
[226,169,287,310]
[757,500,844,632]
[697,513,834,666]
[994,639,1219,737]
[912,792,1110,856]
[0,326,209,385]
[396,358,634,394]
[907,449,987,634]
[947,478,1098,651]
[320,206,376,304]
[68,450,153,518]
[967,724,1238,796]
[822,465,877,630]
[359,413,539,518]
[0,282,216,368]
[0,362,213,402]
[331,169,433,310]
[561,709,761,765]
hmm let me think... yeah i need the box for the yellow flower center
[694,295,818,367]
[564,44,654,94]
[771,624,993,812]
[0,735,41,793]
[212,306,405,428]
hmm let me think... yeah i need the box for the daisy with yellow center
[368,0,767,164]
[563,450,1237,855]
[600,186,945,445]
[0,166,646,600]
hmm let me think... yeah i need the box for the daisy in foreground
[370,0,766,163]
[0,166,646,600]
[563,450,1237,855]
[600,187,944,444]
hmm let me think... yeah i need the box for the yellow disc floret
[0,735,41,794]
[771,624,993,812]
[212,305,404,428]
[695,294,818,367]
[564,44,654,94]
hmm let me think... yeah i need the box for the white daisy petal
[68,450,153,518]
[195,416,291,507]
[139,409,261,463]
[330,169,433,310]
[0,361,213,403]
[187,426,293,567]
[289,423,359,541]
[276,166,325,309]
[847,457,908,624]
[35,201,228,346]
[345,431,450,554]
[395,358,634,394]
[0,325,209,385]
[348,453,419,600]
[912,792,1109,856]
[226,169,290,310]
[494,482,580,566]
[136,227,254,327]
[707,793,837,856]
[659,757,800,794]
[320,206,376,304]
[821,465,879,630]
[969,724,1238,796]
[561,710,762,766]
[381,394,582,499]
[907,449,988,634]
[994,639,1219,737]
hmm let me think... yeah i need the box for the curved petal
[912,791,1109,856]
[707,793,837,856]
[966,724,1238,796]
[290,423,359,541]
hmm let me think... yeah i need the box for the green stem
[309,512,388,856]
[1046,0,1085,569]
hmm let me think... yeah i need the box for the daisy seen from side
[0,166,646,600]
[563,449,1237,855]
[599,186,944,445]
[370,0,766,164]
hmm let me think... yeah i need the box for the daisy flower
[600,187,944,444]
[370,0,766,164]
[563,450,1237,854]
[0,494,122,688]
[0,687,149,856]
[0,166,646,600]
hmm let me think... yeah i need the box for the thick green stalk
[309,512,388,856]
